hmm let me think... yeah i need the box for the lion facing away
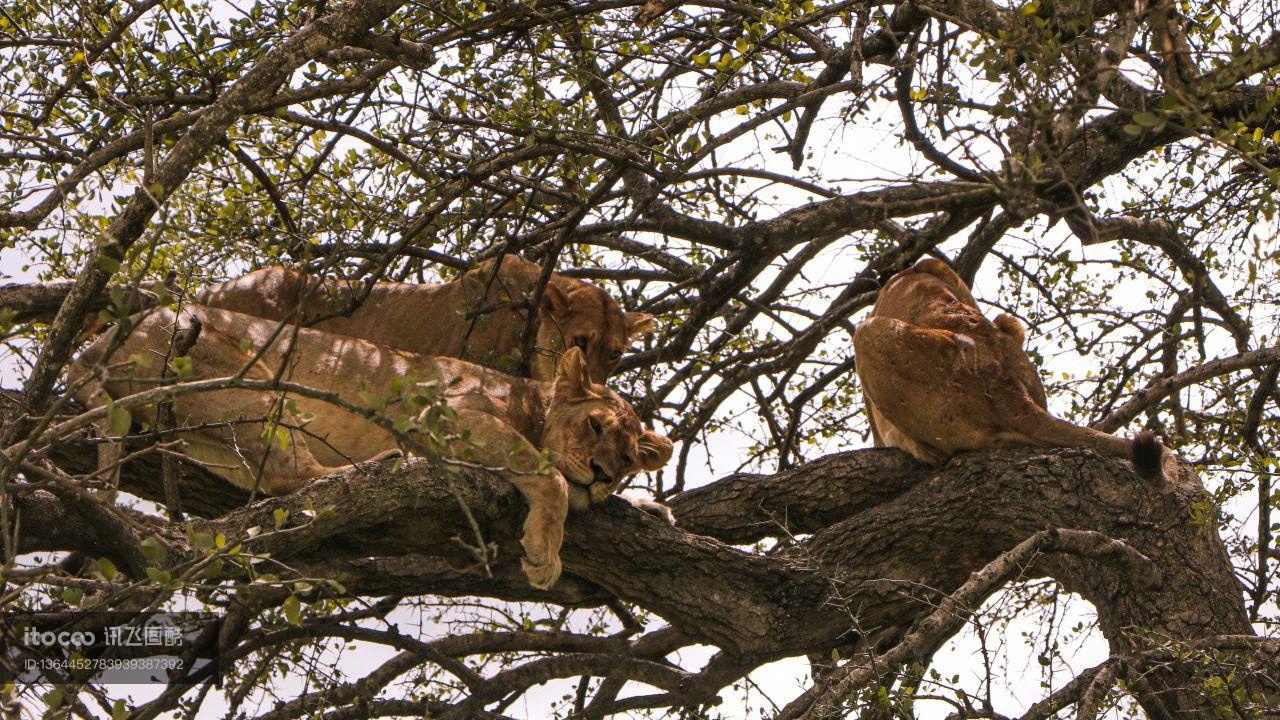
[196,255,656,383]
[69,305,673,589]
[854,258,1166,478]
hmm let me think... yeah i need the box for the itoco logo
[23,626,96,647]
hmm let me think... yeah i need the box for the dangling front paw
[568,485,591,513]
[521,553,562,589]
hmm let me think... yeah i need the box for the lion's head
[474,256,655,383]
[539,347,672,511]
[533,279,655,384]
[871,257,979,325]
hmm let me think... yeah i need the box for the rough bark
[0,282,157,325]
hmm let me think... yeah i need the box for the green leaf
[108,403,131,437]
[151,280,173,306]
[97,557,117,581]
[96,255,121,275]
[170,355,193,378]
[283,594,302,626]
[1132,111,1159,126]
[44,688,64,710]
[273,507,289,529]
[139,536,166,562]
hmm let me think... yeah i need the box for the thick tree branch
[1094,345,1280,432]
[12,401,1264,716]
[0,282,156,325]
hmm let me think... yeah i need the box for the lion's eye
[621,452,634,465]
[573,336,589,352]
[588,415,603,436]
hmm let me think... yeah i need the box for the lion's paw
[522,554,562,589]
[620,492,676,524]
[589,482,612,505]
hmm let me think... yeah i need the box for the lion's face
[534,282,656,384]
[540,347,672,510]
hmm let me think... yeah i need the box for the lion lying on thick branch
[69,304,672,588]
[855,258,1168,477]
[196,255,656,383]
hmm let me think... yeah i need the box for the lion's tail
[1021,409,1166,480]
[1130,430,1165,480]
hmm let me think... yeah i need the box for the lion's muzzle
[589,461,612,486]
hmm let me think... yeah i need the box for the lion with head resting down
[69,304,673,589]
[196,255,656,384]
[854,258,1168,478]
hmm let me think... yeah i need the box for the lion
[68,304,673,589]
[853,258,1167,478]
[195,255,656,383]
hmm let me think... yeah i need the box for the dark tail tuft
[1130,430,1164,479]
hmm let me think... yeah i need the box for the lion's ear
[993,314,1026,346]
[542,282,572,317]
[625,311,657,338]
[553,346,592,398]
[637,430,673,471]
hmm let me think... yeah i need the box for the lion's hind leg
[443,409,569,589]
[161,327,366,496]
[90,397,126,499]
[192,392,389,496]
[70,366,126,496]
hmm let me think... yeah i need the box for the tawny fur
[69,305,673,589]
[854,258,1169,478]
[196,255,657,383]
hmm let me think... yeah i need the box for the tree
[0,0,1278,717]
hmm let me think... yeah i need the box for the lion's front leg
[443,409,570,589]
[510,467,569,590]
